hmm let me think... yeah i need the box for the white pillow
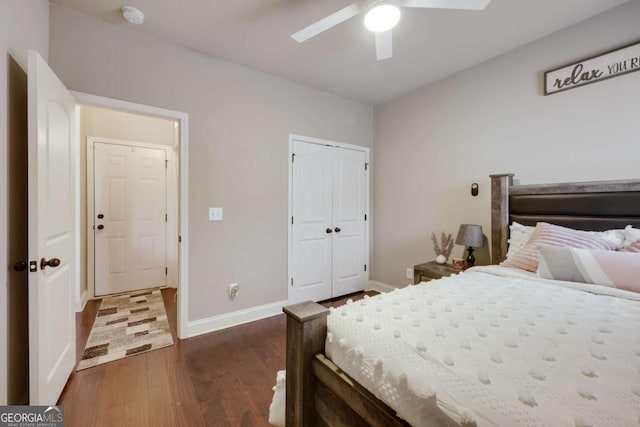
[505,221,535,259]
[623,225,640,248]
[590,229,626,249]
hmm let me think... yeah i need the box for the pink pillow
[621,241,640,253]
[538,245,640,293]
[501,222,618,272]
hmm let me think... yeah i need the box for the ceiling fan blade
[375,31,393,61]
[398,0,491,10]
[291,3,363,43]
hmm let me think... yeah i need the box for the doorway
[73,92,190,339]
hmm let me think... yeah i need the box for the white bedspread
[325,267,640,427]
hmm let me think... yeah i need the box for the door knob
[40,258,61,270]
[334,227,341,233]
[326,228,333,234]
[97,224,104,230]
[97,213,104,219]
[13,261,27,272]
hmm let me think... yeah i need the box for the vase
[435,254,447,264]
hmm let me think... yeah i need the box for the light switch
[209,207,223,221]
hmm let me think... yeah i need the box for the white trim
[289,133,369,153]
[287,134,371,303]
[365,280,396,293]
[187,300,288,338]
[71,91,190,339]
[73,105,83,313]
[77,289,88,313]
[86,137,175,300]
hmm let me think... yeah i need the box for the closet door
[331,148,367,297]
[290,140,333,303]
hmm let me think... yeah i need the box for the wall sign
[544,41,640,95]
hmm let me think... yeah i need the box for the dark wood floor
[59,289,376,426]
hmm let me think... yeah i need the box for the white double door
[291,140,368,303]
[93,142,167,296]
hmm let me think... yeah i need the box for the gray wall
[372,1,640,287]
[0,0,50,405]
[49,5,374,322]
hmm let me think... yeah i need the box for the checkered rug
[77,289,174,370]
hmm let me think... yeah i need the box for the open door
[27,50,76,405]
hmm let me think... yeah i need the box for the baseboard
[187,299,288,338]
[75,289,88,313]
[365,280,397,293]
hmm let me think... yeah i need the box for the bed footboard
[283,301,330,426]
[283,301,412,427]
[284,301,475,426]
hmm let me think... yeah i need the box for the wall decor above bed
[544,40,640,95]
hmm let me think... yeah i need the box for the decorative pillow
[537,245,640,293]
[623,225,640,248]
[501,222,618,272]
[621,241,640,253]
[505,222,535,259]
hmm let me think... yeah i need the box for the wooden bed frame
[283,173,640,427]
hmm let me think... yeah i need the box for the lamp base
[466,246,476,268]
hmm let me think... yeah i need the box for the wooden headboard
[490,173,640,264]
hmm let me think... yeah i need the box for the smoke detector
[122,6,145,24]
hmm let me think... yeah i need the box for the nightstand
[413,261,459,284]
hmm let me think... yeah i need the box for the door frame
[287,134,370,303]
[86,137,176,298]
[72,91,190,339]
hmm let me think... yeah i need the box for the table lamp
[455,224,483,268]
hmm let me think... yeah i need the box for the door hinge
[364,264,367,272]
[365,163,369,171]
[364,214,367,221]
[291,216,294,225]
[165,267,168,275]
[165,159,168,169]
[291,277,293,287]
[165,214,168,222]
[179,235,182,243]
[292,153,296,163]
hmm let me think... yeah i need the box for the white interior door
[290,140,333,303]
[332,148,367,297]
[290,139,368,303]
[27,50,76,405]
[94,142,167,296]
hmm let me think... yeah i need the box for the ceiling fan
[291,0,492,61]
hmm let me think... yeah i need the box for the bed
[282,173,640,427]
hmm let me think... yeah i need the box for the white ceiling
[50,0,629,105]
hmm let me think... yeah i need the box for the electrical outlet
[228,283,239,299]
[406,267,413,279]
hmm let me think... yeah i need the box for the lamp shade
[455,224,484,248]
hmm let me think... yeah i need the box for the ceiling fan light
[364,4,401,33]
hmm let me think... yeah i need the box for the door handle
[334,227,341,233]
[13,261,27,272]
[326,228,333,234]
[97,224,104,230]
[40,258,61,270]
